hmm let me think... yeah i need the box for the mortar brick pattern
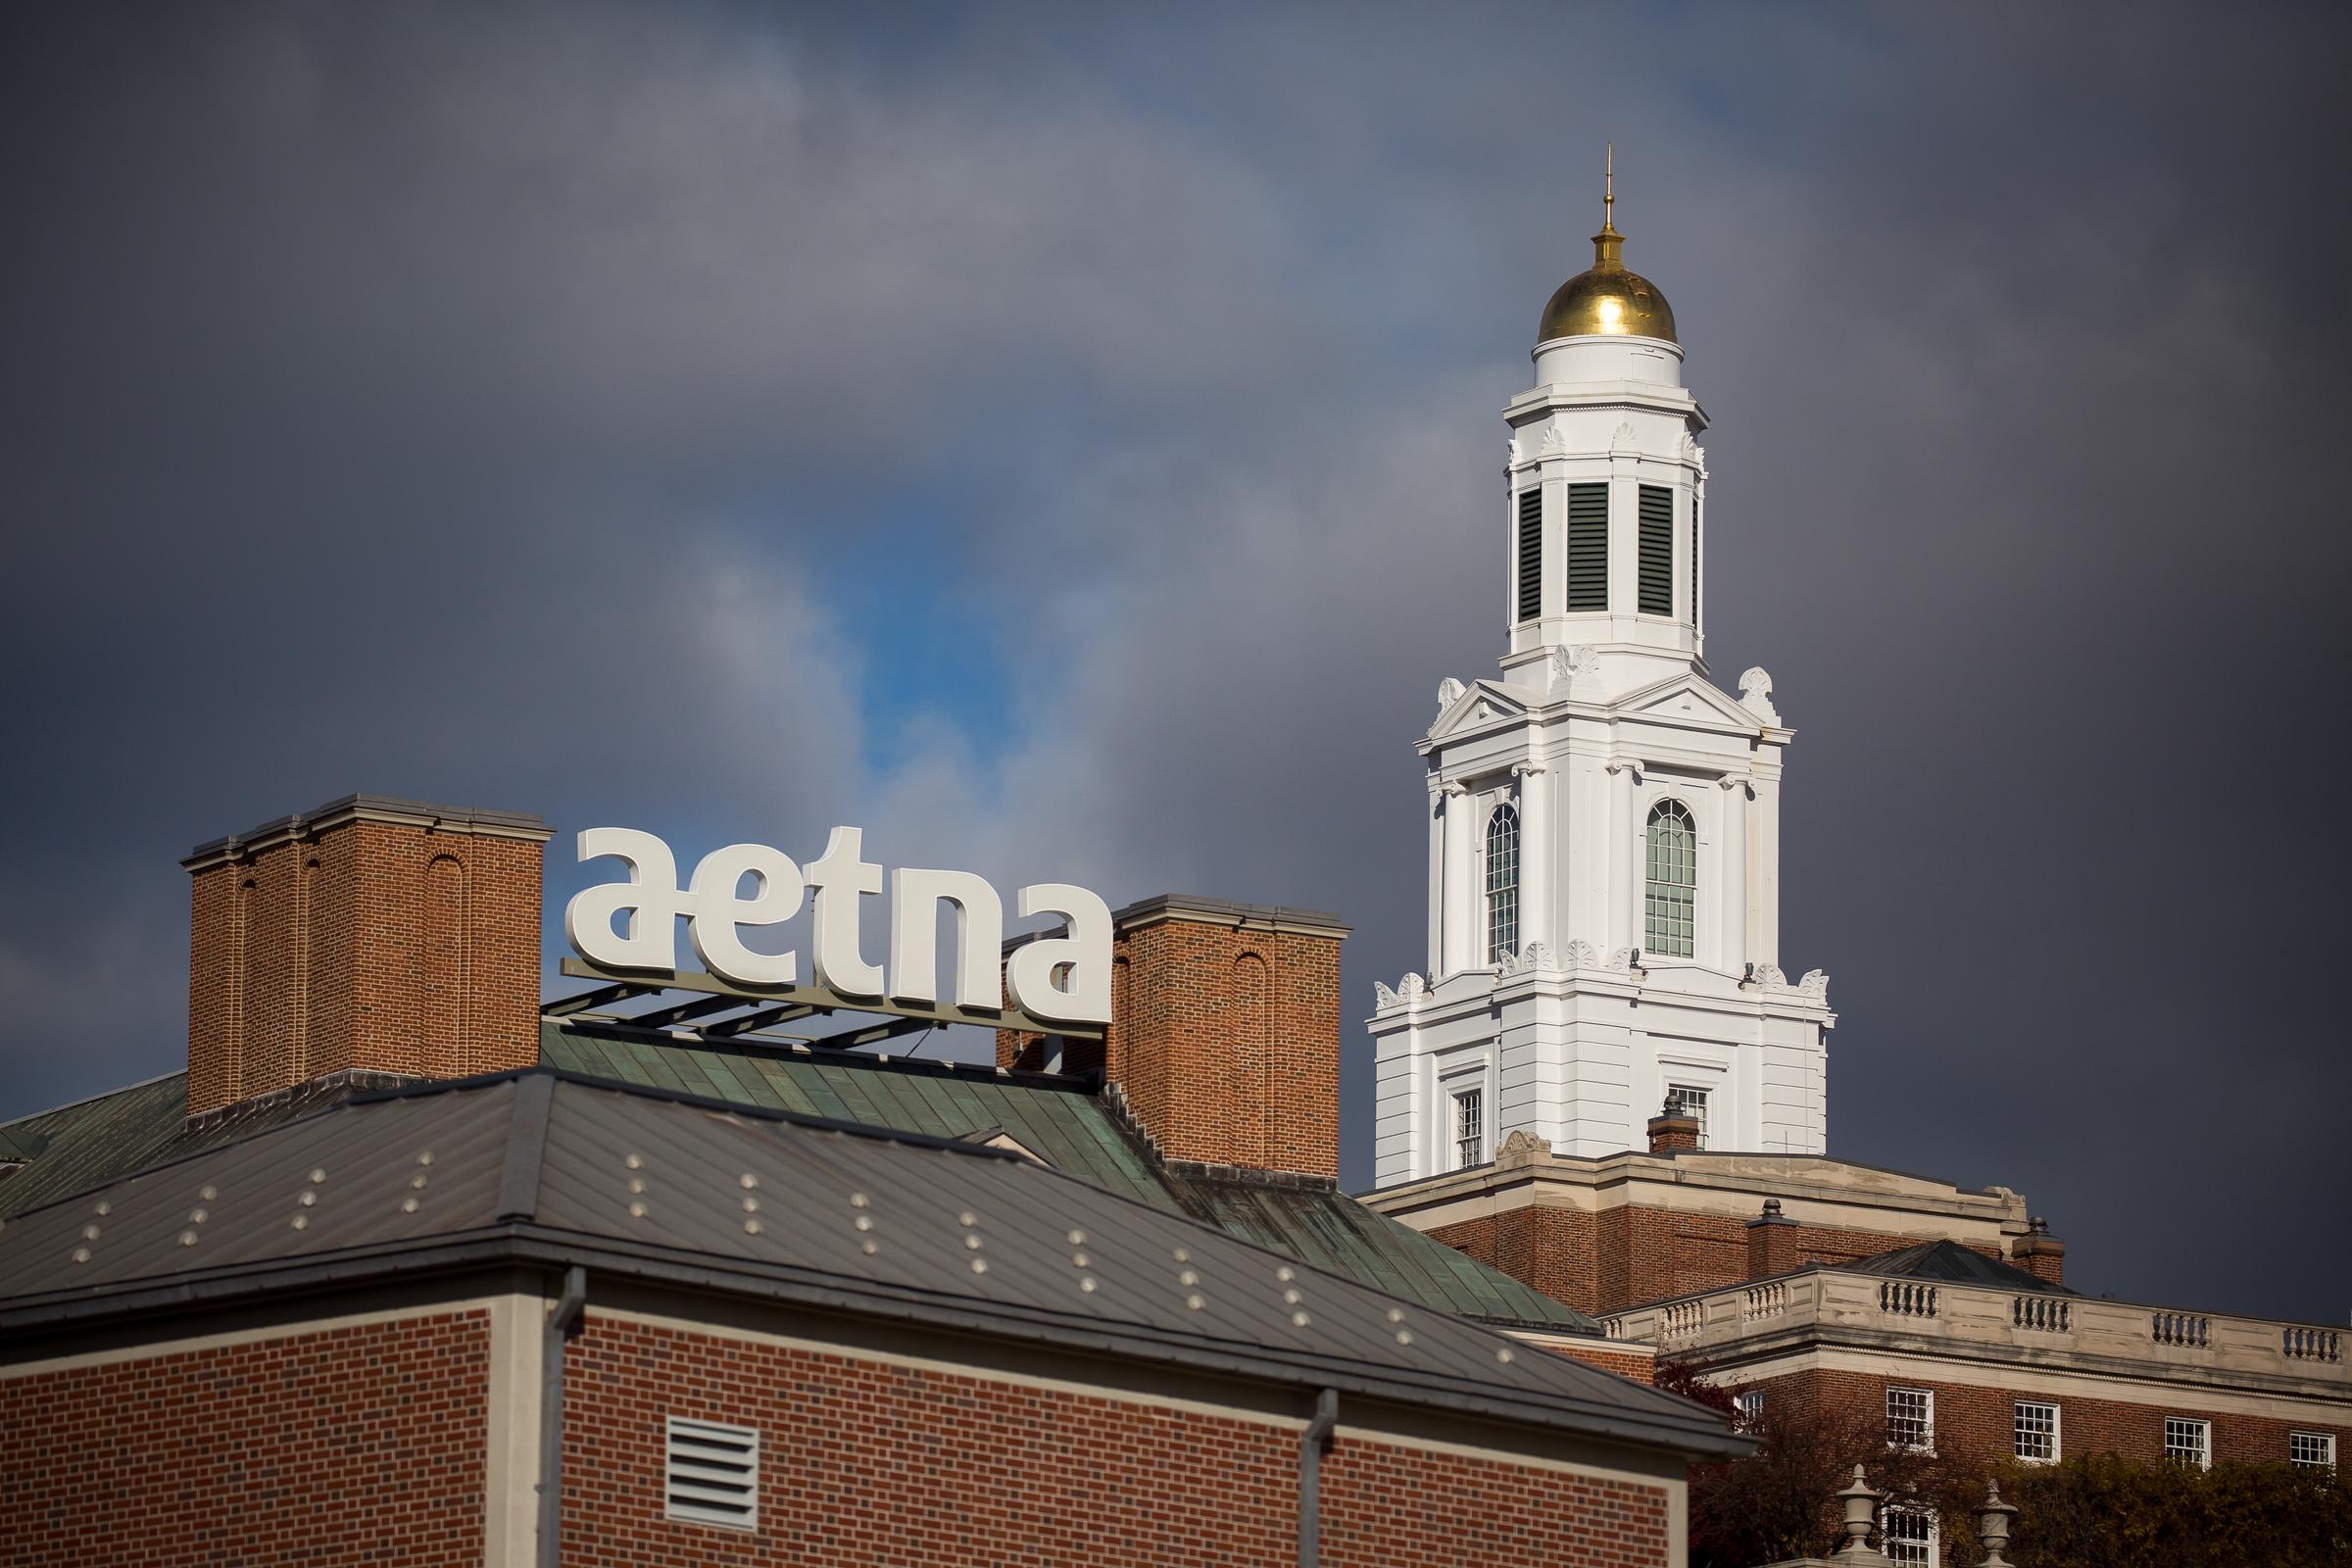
[1748,1367,2351,1472]
[1428,1208,1994,1317]
[1001,916,1342,1179]
[564,1315,1668,1567]
[0,1311,489,1564]
[188,817,544,1115]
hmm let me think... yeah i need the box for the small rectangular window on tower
[1516,489,1543,622]
[1452,1088,1484,1170]
[1566,483,1608,611]
[1665,1084,1709,1149]
[1639,484,1674,615]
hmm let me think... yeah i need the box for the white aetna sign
[564,827,1111,1026]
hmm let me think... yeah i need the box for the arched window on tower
[1485,803,1520,964]
[1644,800,1696,958]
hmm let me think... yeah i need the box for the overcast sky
[3,2,2347,1322]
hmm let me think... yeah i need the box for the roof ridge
[0,1068,187,1132]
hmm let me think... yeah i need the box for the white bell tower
[1370,158,1834,1182]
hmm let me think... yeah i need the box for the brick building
[1363,1117,2349,1563]
[0,795,1740,1563]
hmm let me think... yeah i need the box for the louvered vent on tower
[1516,489,1543,622]
[666,1415,760,1530]
[1566,483,1608,611]
[1639,484,1674,616]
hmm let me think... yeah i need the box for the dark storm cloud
[2,2,2345,1321]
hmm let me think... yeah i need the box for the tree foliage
[1666,1362,2349,1568]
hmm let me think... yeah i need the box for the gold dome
[1538,151,1677,344]
[1538,248,1677,343]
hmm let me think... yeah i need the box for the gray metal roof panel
[0,1071,1740,1458]
[1829,1238,2078,1296]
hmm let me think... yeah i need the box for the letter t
[806,825,886,1000]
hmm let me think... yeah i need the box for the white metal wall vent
[665,1415,760,1529]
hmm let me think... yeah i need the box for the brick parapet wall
[1001,909,1342,1179]
[564,1312,1671,1566]
[1429,1206,1999,1317]
[0,1311,490,1563]
[1742,1366,2351,1472]
[187,814,546,1115]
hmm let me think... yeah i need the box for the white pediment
[1616,671,1768,730]
[1428,679,1530,742]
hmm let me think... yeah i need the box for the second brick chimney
[1646,1099,1702,1154]
[183,795,553,1118]
[2010,1215,2067,1287]
[999,895,1349,1180]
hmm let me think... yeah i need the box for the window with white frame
[1886,1387,1934,1451]
[1665,1084,1710,1150]
[2013,1400,2059,1463]
[2289,1430,2335,1471]
[1883,1504,1936,1568]
[2164,1417,2211,1469]
[1735,1391,1763,1428]
[665,1415,759,1529]
[1485,803,1520,963]
[1452,1087,1485,1170]
[1643,800,1696,957]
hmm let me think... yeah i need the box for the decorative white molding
[1398,972,1428,1002]
[1505,437,1522,467]
[1797,969,1830,1004]
[1604,757,1647,782]
[1605,947,1639,971]
[1738,667,1780,723]
[1497,1128,1552,1163]
[1610,419,1638,452]
[1374,981,1400,1010]
[1497,940,1554,977]
[1547,643,1601,697]
[1679,433,1697,462]
[1511,762,1546,779]
[1561,938,1602,970]
[1437,676,1465,712]
[1539,423,1569,456]
[1751,963,1788,989]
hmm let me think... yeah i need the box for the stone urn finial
[1975,1477,2018,1566]
[1833,1463,1882,1556]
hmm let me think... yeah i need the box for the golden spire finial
[1592,142,1624,269]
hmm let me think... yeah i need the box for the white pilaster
[1515,764,1550,952]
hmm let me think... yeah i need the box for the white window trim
[1883,1501,1939,1568]
[2289,1430,2335,1471]
[1664,1083,1711,1151]
[2012,1399,2060,1465]
[2164,1416,2212,1471]
[1451,1085,1486,1171]
[1886,1386,1936,1454]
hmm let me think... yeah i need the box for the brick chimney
[2010,1215,2066,1287]
[1646,1098,1701,1154]
[999,895,1349,1180]
[183,796,553,1118]
[1746,1197,1803,1278]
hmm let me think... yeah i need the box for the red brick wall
[0,1311,490,1564]
[1544,1339,1658,1385]
[564,1313,1670,1567]
[1745,1367,2352,1471]
[189,815,545,1114]
[1429,1205,1996,1317]
[1002,912,1343,1179]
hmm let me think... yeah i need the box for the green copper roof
[1,1022,1594,1335]
[541,1020,1592,1332]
